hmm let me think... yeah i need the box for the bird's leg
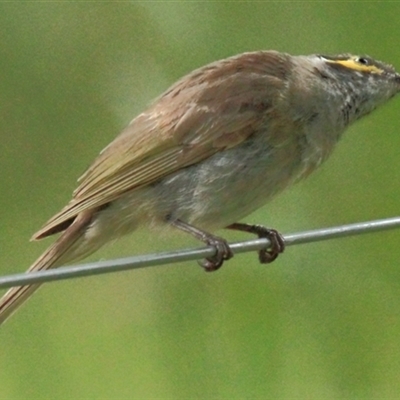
[226,223,285,263]
[170,219,233,272]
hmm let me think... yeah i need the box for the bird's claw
[249,225,285,263]
[198,235,233,272]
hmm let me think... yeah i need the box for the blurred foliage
[1,3,400,399]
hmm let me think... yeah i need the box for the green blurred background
[1,3,400,399]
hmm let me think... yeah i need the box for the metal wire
[1,216,400,290]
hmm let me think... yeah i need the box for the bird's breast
[151,124,307,229]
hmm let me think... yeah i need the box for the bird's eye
[355,57,369,65]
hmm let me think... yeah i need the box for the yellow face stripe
[326,58,384,74]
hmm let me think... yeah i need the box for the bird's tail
[0,212,94,325]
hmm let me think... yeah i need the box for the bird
[0,50,399,325]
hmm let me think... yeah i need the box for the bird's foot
[170,218,233,272]
[198,234,233,272]
[226,223,285,264]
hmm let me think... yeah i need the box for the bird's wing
[33,51,287,239]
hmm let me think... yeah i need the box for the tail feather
[0,212,93,325]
